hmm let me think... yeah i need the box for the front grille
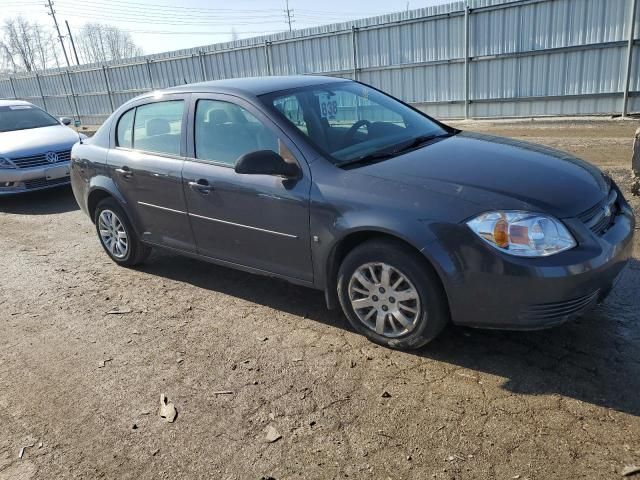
[11,149,71,169]
[518,290,600,322]
[577,189,618,236]
[24,177,70,190]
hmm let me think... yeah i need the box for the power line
[54,0,388,19]
[56,0,285,14]
[120,29,281,36]
[53,12,289,26]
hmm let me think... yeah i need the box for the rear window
[0,104,59,133]
[116,108,134,148]
[116,100,184,156]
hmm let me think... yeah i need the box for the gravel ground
[1,120,639,480]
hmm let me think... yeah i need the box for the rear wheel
[94,198,151,267]
[337,239,449,350]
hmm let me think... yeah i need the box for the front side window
[262,81,451,166]
[194,99,279,166]
[132,100,184,156]
[0,104,59,133]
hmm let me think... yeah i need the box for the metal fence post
[351,26,359,80]
[264,41,273,76]
[464,2,471,119]
[34,72,48,112]
[199,50,208,81]
[102,65,115,112]
[8,76,17,99]
[146,59,155,89]
[66,70,81,123]
[623,0,638,117]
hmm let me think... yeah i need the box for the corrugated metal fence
[1,0,639,124]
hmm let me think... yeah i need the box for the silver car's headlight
[467,211,576,257]
[0,157,15,169]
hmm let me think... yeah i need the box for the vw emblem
[45,151,59,164]
[603,204,612,218]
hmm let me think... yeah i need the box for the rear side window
[132,100,184,156]
[116,108,134,148]
[194,99,279,166]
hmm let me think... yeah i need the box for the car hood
[355,131,609,219]
[0,125,80,158]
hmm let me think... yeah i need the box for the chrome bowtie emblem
[45,151,59,163]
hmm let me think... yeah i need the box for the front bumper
[0,162,71,195]
[432,202,635,330]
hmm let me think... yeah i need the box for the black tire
[337,239,449,350]
[94,198,151,267]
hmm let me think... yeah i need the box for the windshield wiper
[392,132,451,155]
[336,150,396,168]
[337,132,452,168]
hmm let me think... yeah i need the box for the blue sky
[2,0,450,55]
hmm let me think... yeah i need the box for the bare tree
[77,23,142,64]
[0,17,59,72]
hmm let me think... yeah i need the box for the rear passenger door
[182,94,313,283]
[108,95,195,252]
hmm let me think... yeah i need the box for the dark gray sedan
[70,76,635,350]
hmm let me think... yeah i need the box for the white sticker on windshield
[9,105,32,110]
[318,94,338,120]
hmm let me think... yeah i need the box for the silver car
[0,100,83,195]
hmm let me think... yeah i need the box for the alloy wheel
[348,262,422,338]
[98,209,129,259]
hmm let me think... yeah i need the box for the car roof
[0,99,34,107]
[160,75,349,97]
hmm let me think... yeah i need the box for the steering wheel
[343,119,372,145]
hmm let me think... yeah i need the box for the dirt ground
[1,120,640,480]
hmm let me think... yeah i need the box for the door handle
[188,179,213,194]
[115,166,132,178]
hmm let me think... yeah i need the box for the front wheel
[94,198,151,267]
[337,239,449,350]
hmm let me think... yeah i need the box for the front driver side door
[182,94,313,283]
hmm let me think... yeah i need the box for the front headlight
[0,157,16,169]
[467,211,576,257]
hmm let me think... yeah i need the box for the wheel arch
[87,188,114,223]
[323,228,450,315]
[86,178,129,223]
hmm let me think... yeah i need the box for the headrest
[207,109,229,124]
[146,118,170,136]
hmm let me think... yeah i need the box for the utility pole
[65,20,80,66]
[622,0,638,117]
[46,0,70,67]
[284,0,293,32]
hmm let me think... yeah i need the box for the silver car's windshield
[262,82,450,165]
[0,105,60,133]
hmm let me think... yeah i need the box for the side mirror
[60,117,72,126]
[234,150,299,178]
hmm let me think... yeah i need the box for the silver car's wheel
[98,209,129,259]
[348,262,421,338]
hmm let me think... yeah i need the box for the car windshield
[261,81,452,166]
[0,104,60,133]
